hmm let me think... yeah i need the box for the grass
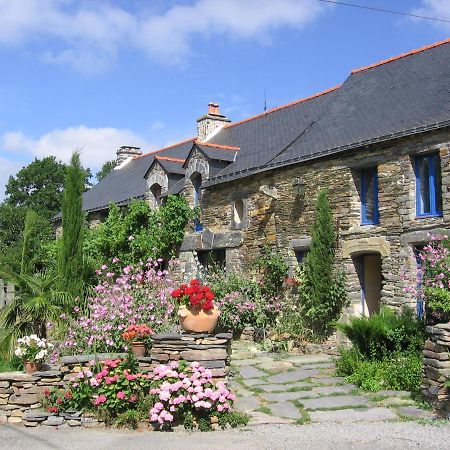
[295,410,311,425]
[255,405,272,415]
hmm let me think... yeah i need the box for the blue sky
[1,0,449,200]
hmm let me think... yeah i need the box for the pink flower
[94,394,107,405]
[117,391,126,400]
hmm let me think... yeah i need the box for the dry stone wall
[422,323,450,418]
[0,333,233,426]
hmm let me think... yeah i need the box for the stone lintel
[180,230,243,251]
[400,228,450,246]
[342,236,390,258]
[290,237,311,251]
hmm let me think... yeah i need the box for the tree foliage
[0,204,26,252]
[0,205,52,274]
[85,195,194,266]
[5,156,67,217]
[299,189,348,340]
[58,153,85,297]
[5,156,92,218]
[96,160,117,182]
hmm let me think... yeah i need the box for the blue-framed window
[192,174,203,232]
[415,154,442,217]
[295,250,308,265]
[361,167,379,225]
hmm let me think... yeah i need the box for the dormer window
[150,183,162,208]
[192,173,203,232]
[192,173,202,207]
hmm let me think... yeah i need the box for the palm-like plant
[0,269,72,358]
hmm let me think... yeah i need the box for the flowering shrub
[14,335,54,362]
[147,361,239,430]
[42,388,73,414]
[122,324,154,343]
[215,291,256,333]
[57,259,176,355]
[40,358,247,431]
[171,279,215,310]
[72,359,151,417]
[404,234,450,324]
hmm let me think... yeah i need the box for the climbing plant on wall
[85,195,194,266]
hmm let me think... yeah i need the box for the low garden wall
[0,332,232,427]
[421,323,450,418]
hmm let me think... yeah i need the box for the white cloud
[412,0,450,31]
[1,126,152,170]
[0,156,23,201]
[0,0,327,73]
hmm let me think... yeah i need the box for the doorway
[359,254,382,317]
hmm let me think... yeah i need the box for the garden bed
[0,332,234,427]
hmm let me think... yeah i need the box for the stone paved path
[230,343,434,425]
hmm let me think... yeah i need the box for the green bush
[335,347,364,377]
[339,351,422,392]
[336,307,425,360]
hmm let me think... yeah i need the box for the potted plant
[14,335,53,374]
[171,279,220,333]
[122,324,154,357]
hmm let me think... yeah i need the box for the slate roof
[82,39,450,211]
[82,139,194,212]
[206,38,450,185]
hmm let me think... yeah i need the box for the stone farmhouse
[82,39,450,321]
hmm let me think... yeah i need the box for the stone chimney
[116,146,142,165]
[196,103,231,141]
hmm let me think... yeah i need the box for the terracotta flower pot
[24,361,42,374]
[178,305,220,333]
[131,341,146,357]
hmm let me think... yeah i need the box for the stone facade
[179,129,450,321]
[422,323,450,417]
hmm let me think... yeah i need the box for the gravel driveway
[1,421,450,450]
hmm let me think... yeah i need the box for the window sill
[415,214,443,219]
[360,222,380,226]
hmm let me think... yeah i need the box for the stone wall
[179,129,450,318]
[422,323,450,417]
[150,332,232,378]
[0,333,232,426]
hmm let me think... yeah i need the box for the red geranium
[171,279,215,311]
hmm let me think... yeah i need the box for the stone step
[300,395,369,411]
[309,407,398,423]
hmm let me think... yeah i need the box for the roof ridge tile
[351,38,450,74]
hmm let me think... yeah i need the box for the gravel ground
[1,422,449,450]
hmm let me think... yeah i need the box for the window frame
[295,250,309,267]
[360,166,379,225]
[415,153,443,218]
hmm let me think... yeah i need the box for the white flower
[14,348,23,357]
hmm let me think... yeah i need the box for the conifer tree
[301,189,347,339]
[58,152,84,297]
[20,209,39,275]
